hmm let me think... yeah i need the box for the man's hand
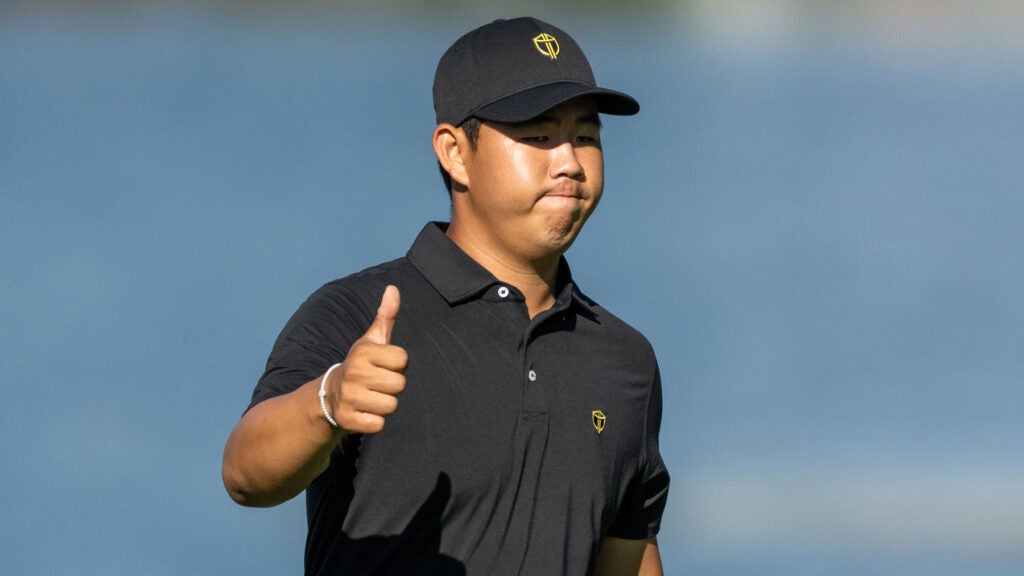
[324,285,408,434]
[223,284,408,506]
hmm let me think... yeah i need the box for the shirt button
[528,370,537,382]
[498,286,510,298]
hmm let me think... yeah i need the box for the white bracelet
[318,363,343,428]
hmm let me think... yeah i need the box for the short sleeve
[247,281,377,411]
[607,364,670,539]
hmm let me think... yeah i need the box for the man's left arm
[597,359,669,575]
[594,537,663,576]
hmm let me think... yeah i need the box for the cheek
[506,146,547,183]
[589,187,603,212]
[583,150,604,192]
[471,141,537,191]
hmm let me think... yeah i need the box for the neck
[446,223,561,318]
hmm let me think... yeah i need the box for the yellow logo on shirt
[592,409,606,434]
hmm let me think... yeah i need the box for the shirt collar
[407,221,593,315]
[407,222,495,304]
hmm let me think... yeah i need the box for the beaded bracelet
[318,363,343,428]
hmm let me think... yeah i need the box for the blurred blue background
[3,1,1023,574]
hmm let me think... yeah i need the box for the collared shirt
[251,222,669,576]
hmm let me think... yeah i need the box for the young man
[223,17,670,575]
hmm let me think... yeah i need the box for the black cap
[433,17,639,126]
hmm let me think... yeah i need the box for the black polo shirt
[251,222,670,576]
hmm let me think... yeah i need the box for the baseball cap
[432,17,639,126]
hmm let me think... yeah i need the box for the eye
[520,136,549,143]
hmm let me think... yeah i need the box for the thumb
[364,285,400,344]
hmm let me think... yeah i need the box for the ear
[433,123,470,190]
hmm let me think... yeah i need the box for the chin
[527,210,590,255]
[542,223,584,252]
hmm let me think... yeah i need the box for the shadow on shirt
[306,437,466,575]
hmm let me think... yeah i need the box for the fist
[323,285,408,434]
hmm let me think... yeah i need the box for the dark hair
[438,117,481,196]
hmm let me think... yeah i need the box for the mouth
[542,182,584,201]
[536,193,586,218]
[539,192,584,204]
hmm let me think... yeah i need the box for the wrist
[318,363,343,428]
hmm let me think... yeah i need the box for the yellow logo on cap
[592,410,606,434]
[533,33,560,60]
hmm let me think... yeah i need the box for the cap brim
[471,82,639,124]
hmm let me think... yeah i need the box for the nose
[550,140,584,180]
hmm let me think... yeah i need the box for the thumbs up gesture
[322,285,408,434]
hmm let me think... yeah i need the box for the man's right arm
[221,286,406,507]
[222,377,344,507]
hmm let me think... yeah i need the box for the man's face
[456,96,605,265]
